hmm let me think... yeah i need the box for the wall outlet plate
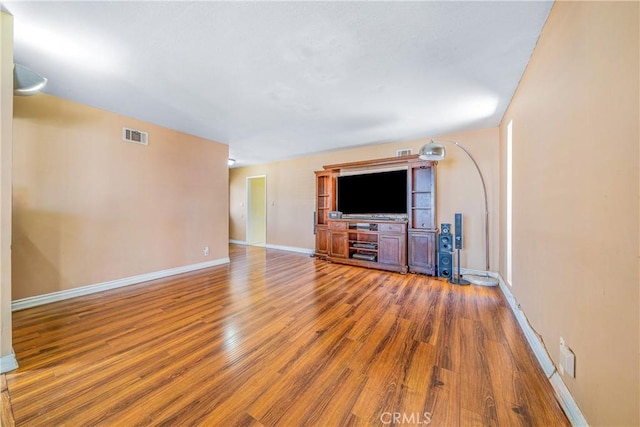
[204,246,210,256]
[564,349,576,378]
[559,337,575,378]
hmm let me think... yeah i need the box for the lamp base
[464,274,499,287]
[449,275,470,286]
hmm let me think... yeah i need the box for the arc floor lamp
[13,63,47,96]
[418,139,499,287]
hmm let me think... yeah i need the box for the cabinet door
[409,164,435,230]
[329,232,349,259]
[408,231,436,275]
[315,226,329,256]
[379,233,406,266]
[315,171,336,227]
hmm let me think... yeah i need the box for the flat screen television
[337,169,407,216]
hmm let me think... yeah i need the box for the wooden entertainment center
[314,154,437,275]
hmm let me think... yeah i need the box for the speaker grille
[439,235,452,252]
[441,223,451,235]
[438,252,453,278]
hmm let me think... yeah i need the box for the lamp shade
[418,140,446,161]
[13,64,47,96]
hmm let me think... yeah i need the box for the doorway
[246,175,267,246]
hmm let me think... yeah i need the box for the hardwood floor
[4,245,569,426]
[1,374,15,427]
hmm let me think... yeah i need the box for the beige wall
[1,10,13,365]
[12,95,229,300]
[230,127,499,270]
[499,2,639,425]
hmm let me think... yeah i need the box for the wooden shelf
[326,219,407,273]
[408,163,436,274]
[314,171,336,255]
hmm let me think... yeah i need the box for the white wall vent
[122,127,149,145]
[396,148,412,156]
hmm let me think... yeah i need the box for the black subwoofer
[438,252,453,278]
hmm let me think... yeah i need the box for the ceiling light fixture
[227,158,236,166]
[419,139,499,286]
[13,63,47,96]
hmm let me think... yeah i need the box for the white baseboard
[549,373,589,426]
[264,243,314,255]
[229,240,313,255]
[11,257,230,312]
[496,273,588,426]
[0,351,18,373]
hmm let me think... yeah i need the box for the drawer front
[329,221,348,230]
[379,223,405,233]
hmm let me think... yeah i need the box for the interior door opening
[246,175,266,246]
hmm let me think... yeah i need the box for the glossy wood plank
[4,245,569,426]
[1,374,15,427]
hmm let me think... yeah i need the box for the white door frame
[246,175,267,246]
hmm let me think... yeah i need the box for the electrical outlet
[564,348,576,378]
[204,246,210,256]
[559,337,576,378]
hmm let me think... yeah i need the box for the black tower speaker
[438,223,453,278]
[450,213,470,285]
[454,213,463,249]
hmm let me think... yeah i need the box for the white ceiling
[6,1,553,167]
